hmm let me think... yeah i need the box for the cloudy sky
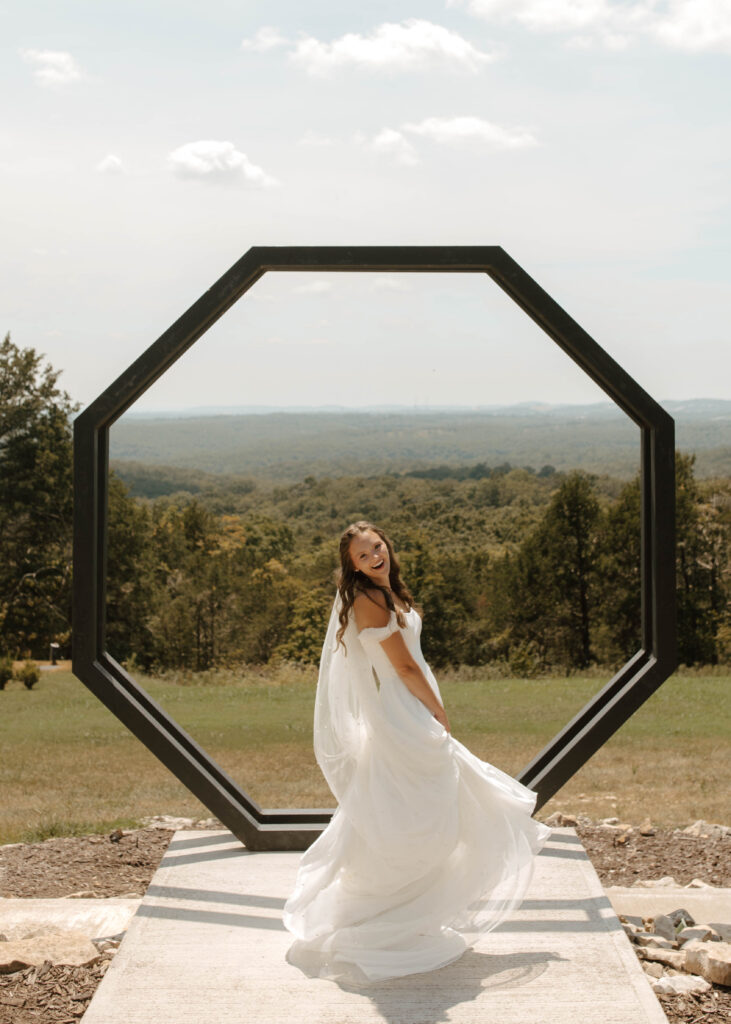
[3,0,730,412]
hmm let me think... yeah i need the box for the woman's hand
[433,705,451,733]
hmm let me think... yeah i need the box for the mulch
[1,822,729,1023]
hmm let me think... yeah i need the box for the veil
[313,597,385,806]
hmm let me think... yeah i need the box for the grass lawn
[0,666,728,845]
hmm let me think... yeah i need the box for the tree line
[2,334,729,674]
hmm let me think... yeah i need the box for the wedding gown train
[283,602,550,983]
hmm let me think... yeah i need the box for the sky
[3,0,730,413]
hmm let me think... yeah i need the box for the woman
[283,521,550,984]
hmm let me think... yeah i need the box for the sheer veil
[313,596,384,806]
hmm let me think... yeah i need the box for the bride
[283,521,550,984]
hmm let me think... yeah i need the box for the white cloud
[241,26,289,51]
[292,19,494,75]
[451,0,731,53]
[95,154,126,175]
[298,130,335,147]
[652,0,731,53]
[293,280,333,294]
[357,128,420,165]
[167,140,278,187]
[21,49,85,86]
[403,116,538,149]
[371,276,411,292]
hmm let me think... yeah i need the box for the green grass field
[1,667,728,845]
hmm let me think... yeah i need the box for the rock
[622,922,640,938]
[0,932,101,973]
[92,938,121,953]
[636,947,686,970]
[0,933,7,942]
[639,819,656,836]
[710,922,731,942]
[631,876,678,888]
[634,932,676,950]
[619,914,644,929]
[682,820,731,840]
[63,890,101,899]
[642,961,663,979]
[685,878,715,889]
[142,815,196,830]
[542,811,577,827]
[651,974,710,995]
[677,926,718,945]
[684,939,731,986]
[652,914,678,941]
[600,817,619,826]
[666,908,695,929]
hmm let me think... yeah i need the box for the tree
[493,472,601,670]
[0,334,77,657]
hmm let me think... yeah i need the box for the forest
[1,333,730,675]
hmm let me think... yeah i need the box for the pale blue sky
[3,0,730,411]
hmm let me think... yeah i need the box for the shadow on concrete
[287,946,567,1024]
[146,883,285,910]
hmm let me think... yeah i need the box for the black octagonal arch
[73,246,676,850]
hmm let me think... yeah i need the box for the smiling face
[348,529,391,588]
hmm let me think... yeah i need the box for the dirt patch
[575,822,731,888]
[1,821,730,1024]
[0,829,173,899]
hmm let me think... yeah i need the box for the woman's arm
[380,631,451,733]
[352,594,450,733]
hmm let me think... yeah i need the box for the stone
[142,815,196,830]
[686,878,715,889]
[652,914,678,941]
[618,914,644,929]
[684,939,731,986]
[666,908,695,929]
[710,922,731,942]
[542,811,578,827]
[682,820,731,840]
[651,974,710,995]
[636,947,687,970]
[621,922,640,938]
[599,817,619,826]
[0,933,7,942]
[677,926,718,945]
[639,819,656,836]
[0,932,101,973]
[641,961,663,979]
[634,932,676,950]
[632,876,678,888]
[64,890,101,899]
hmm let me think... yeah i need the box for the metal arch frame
[73,246,676,851]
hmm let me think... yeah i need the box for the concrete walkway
[82,828,667,1024]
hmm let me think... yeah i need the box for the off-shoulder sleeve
[357,610,399,645]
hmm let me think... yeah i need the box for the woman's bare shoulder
[352,590,390,630]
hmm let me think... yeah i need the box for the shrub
[16,660,40,689]
[0,656,13,690]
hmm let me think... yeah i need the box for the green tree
[493,472,601,670]
[0,334,77,656]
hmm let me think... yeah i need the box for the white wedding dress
[283,600,550,984]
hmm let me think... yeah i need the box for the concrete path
[82,828,667,1024]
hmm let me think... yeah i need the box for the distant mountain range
[110,400,730,483]
[122,398,731,420]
